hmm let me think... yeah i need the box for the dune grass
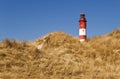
[0,29,120,79]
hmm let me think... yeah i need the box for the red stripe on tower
[79,13,87,42]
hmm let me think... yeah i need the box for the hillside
[0,29,120,79]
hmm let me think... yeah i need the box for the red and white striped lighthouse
[79,13,87,42]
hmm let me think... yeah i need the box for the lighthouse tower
[79,13,87,42]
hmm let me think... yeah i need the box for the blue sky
[0,0,120,41]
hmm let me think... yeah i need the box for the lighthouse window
[83,29,84,32]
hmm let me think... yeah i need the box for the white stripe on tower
[79,13,87,42]
[79,29,86,35]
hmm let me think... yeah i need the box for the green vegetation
[0,29,120,79]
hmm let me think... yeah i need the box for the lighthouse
[79,13,87,42]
